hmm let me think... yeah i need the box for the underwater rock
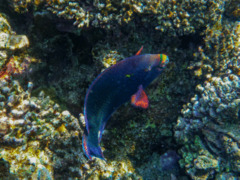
[137,150,181,180]
[160,150,180,171]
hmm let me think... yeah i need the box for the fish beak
[161,54,169,65]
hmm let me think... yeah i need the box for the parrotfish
[82,47,169,160]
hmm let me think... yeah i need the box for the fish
[82,47,169,160]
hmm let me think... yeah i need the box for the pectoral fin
[131,85,149,109]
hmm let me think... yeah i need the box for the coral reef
[175,74,240,179]
[0,79,85,179]
[225,0,240,19]
[92,42,124,69]
[9,0,228,36]
[0,14,149,177]
[81,158,142,179]
[0,14,28,50]
[0,13,31,80]
[1,0,240,179]
[27,32,96,112]
[189,21,240,78]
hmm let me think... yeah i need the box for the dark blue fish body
[83,53,169,160]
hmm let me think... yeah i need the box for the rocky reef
[0,0,239,179]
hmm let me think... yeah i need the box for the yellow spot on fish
[125,74,131,78]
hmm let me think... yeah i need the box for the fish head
[158,54,169,68]
[146,54,169,72]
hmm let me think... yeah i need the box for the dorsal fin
[135,46,143,55]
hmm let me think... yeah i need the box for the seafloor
[0,0,239,179]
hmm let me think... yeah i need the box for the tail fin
[82,133,105,160]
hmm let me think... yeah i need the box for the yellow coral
[101,50,122,68]
[56,124,67,134]
[0,141,53,179]
[82,158,141,179]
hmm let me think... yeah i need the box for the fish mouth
[163,56,169,65]
[159,54,169,67]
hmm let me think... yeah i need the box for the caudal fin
[82,133,105,160]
